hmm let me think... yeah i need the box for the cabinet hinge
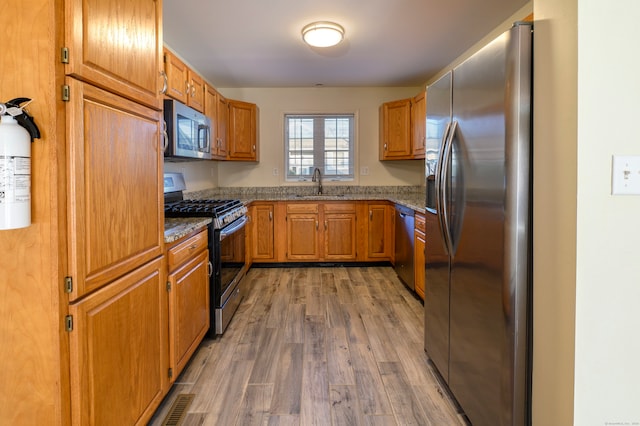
[166,281,171,292]
[61,47,69,64]
[65,315,73,332]
[64,276,73,293]
[168,368,173,379]
[62,85,70,102]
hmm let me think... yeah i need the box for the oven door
[218,216,247,299]
[215,216,247,334]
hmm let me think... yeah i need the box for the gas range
[164,199,247,229]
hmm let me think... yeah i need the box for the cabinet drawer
[168,230,208,270]
[286,203,318,214]
[415,212,426,233]
[323,202,356,213]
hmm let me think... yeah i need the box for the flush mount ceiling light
[302,21,345,48]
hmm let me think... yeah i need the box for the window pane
[285,114,354,180]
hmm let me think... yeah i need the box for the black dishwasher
[394,204,415,290]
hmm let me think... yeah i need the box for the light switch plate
[612,155,640,195]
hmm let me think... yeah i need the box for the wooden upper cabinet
[66,79,164,301]
[380,98,412,160]
[187,71,205,112]
[205,84,228,160]
[411,91,426,159]
[163,49,205,112]
[164,49,189,104]
[228,99,259,161]
[65,0,163,110]
[216,93,229,159]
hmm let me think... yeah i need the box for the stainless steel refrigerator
[424,22,532,426]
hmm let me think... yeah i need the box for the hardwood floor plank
[342,303,370,345]
[325,293,346,328]
[411,384,468,426]
[284,303,306,344]
[378,361,431,425]
[248,327,284,384]
[330,385,364,426]
[320,270,338,295]
[304,315,326,363]
[267,414,300,426]
[361,315,400,363]
[300,361,331,425]
[270,343,304,415]
[350,343,393,415]
[364,415,398,426]
[326,327,356,385]
[234,384,273,426]
[265,292,291,328]
[200,359,253,426]
[305,281,323,317]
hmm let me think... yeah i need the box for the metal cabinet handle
[253,144,256,152]
[185,80,190,95]
[324,220,327,230]
[162,120,169,152]
[316,221,318,230]
[208,261,213,277]
[191,83,196,97]
[269,211,273,221]
[160,70,168,95]
[189,243,197,250]
[384,143,388,151]
[369,210,373,221]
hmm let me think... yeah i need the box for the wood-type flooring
[149,266,468,426]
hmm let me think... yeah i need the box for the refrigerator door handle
[434,121,451,252]
[440,120,457,255]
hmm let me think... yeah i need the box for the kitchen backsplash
[185,185,424,200]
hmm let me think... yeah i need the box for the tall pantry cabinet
[0,1,166,425]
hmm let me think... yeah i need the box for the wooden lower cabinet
[252,202,276,261]
[286,203,321,260]
[285,202,357,261]
[166,229,210,381]
[366,202,394,260]
[324,203,357,260]
[414,212,426,300]
[68,257,168,426]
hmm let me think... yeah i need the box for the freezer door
[448,23,532,426]
[424,71,452,382]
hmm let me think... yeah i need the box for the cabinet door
[66,79,164,300]
[65,0,162,109]
[187,70,205,112]
[367,203,393,260]
[252,203,275,260]
[68,257,168,426]
[168,249,210,378]
[164,49,189,104]
[380,98,412,160]
[412,91,426,159]
[287,206,320,260]
[324,213,357,260]
[217,94,229,159]
[204,84,221,159]
[228,100,258,161]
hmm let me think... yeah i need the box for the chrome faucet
[311,167,323,195]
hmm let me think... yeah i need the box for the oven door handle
[219,216,248,241]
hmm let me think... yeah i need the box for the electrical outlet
[273,168,279,176]
[360,166,369,176]
[612,155,640,195]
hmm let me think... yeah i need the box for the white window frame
[284,113,355,182]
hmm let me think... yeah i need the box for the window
[285,114,354,181]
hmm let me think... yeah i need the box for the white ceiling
[163,0,529,88]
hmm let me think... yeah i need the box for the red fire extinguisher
[0,98,40,230]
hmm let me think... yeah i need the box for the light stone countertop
[164,217,211,244]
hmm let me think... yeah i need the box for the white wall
[574,0,640,424]
[216,87,424,187]
[164,160,218,192]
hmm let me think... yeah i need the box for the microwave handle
[198,124,210,153]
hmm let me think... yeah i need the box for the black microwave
[163,99,212,161]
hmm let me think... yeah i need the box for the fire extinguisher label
[0,155,31,203]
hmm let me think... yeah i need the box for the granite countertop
[183,185,426,214]
[164,217,211,244]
